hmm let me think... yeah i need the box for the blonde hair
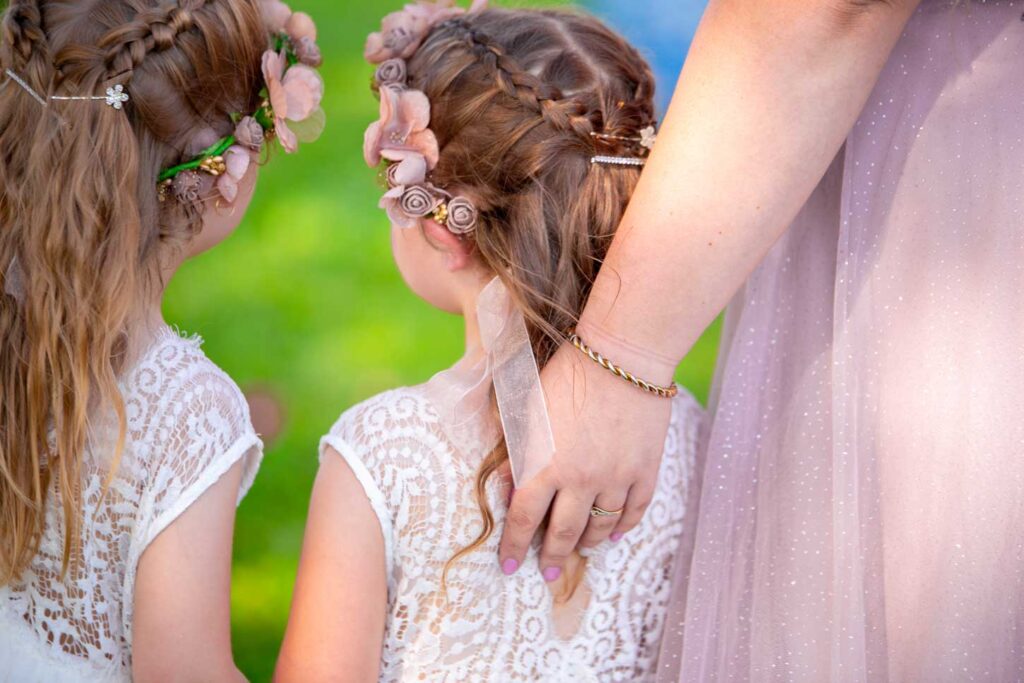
[402,7,656,595]
[0,0,265,583]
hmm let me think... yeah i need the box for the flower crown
[158,0,325,206]
[363,0,487,235]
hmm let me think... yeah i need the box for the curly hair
[0,0,265,583]
[406,7,657,596]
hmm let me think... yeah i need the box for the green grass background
[2,0,718,679]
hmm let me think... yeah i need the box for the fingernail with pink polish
[502,558,519,576]
[543,567,562,583]
[610,532,624,543]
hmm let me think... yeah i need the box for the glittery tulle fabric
[0,329,262,682]
[658,2,1024,681]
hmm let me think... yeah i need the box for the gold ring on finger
[590,505,624,518]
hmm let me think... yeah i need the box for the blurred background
[160,0,711,678]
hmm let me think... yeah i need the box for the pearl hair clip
[4,69,130,109]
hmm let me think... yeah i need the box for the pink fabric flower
[263,49,325,153]
[364,1,466,64]
[363,85,438,169]
[234,116,265,152]
[260,0,292,33]
[293,36,322,68]
[445,196,478,234]
[379,149,430,228]
[216,145,253,204]
[382,149,428,187]
[285,11,317,42]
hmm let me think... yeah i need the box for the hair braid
[407,7,658,597]
[1,1,51,91]
[98,0,207,81]
[442,19,599,141]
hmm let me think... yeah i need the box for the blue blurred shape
[587,0,707,114]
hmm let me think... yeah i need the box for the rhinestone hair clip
[591,155,647,167]
[4,69,130,109]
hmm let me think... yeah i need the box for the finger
[610,481,656,542]
[538,489,596,583]
[578,489,629,549]
[498,475,556,576]
[495,460,514,504]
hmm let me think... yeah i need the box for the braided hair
[0,0,265,583]
[408,7,657,363]
[412,8,658,596]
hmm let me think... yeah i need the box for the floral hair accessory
[157,0,325,205]
[364,1,485,236]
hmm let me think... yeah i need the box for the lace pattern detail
[0,328,262,681]
[321,386,703,682]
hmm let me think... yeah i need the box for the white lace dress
[321,385,703,682]
[0,328,263,682]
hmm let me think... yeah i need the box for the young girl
[0,1,321,680]
[277,2,703,680]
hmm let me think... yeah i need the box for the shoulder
[126,331,256,451]
[127,332,263,520]
[321,385,444,463]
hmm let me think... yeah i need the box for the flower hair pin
[4,68,131,110]
[363,0,487,236]
[158,0,325,205]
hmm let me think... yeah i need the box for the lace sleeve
[123,366,262,641]
[138,369,262,550]
[319,388,447,597]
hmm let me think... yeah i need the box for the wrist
[573,320,679,387]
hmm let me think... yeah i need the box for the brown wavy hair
[403,8,657,594]
[0,0,265,583]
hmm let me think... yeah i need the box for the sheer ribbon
[425,277,555,487]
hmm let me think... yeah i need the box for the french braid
[407,7,659,596]
[0,0,265,583]
[1,0,50,91]
[98,0,208,81]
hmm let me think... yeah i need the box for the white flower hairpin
[4,69,130,110]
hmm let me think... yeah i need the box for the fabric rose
[260,0,292,33]
[172,170,203,203]
[363,85,438,169]
[400,185,442,217]
[374,58,407,88]
[263,49,325,153]
[293,36,322,68]
[234,116,265,152]
[364,1,470,64]
[379,186,415,229]
[216,145,253,204]
[445,196,478,234]
[378,151,430,229]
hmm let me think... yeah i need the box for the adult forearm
[580,0,921,373]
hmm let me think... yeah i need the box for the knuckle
[506,508,537,532]
[544,550,570,565]
[551,525,581,542]
[630,494,654,511]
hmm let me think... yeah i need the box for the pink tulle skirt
[658,2,1024,680]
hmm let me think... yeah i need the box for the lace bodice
[0,328,262,683]
[321,385,703,682]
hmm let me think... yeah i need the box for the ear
[422,218,474,272]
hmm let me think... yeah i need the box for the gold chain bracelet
[568,331,679,399]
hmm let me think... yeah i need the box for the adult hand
[497,337,674,581]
